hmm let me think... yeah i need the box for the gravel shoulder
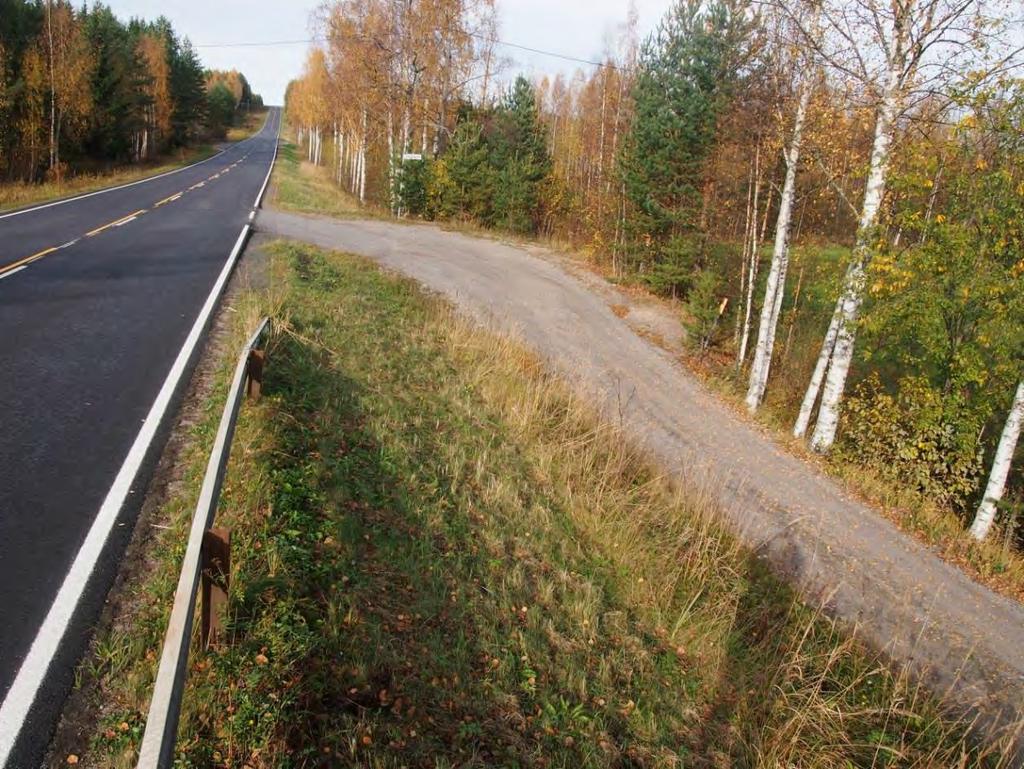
[256,208,1024,751]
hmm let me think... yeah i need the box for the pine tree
[205,82,236,139]
[162,23,206,147]
[442,117,492,221]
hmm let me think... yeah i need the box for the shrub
[685,267,727,353]
[837,374,985,512]
[644,235,700,298]
[397,157,429,217]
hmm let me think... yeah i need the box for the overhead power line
[194,32,620,70]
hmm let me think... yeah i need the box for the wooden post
[247,349,265,400]
[200,528,231,650]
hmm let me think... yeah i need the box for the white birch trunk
[737,143,763,366]
[386,110,396,213]
[735,163,755,344]
[746,79,812,411]
[343,130,349,190]
[793,296,843,438]
[358,110,368,204]
[970,381,1024,540]
[351,131,359,194]
[809,69,900,452]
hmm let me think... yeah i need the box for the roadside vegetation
[76,240,1015,768]
[0,1,263,208]
[0,106,266,213]
[284,0,1024,597]
[273,105,1024,604]
[271,140,370,219]
[0,144,216,212]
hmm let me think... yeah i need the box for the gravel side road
[257,208,1024,749]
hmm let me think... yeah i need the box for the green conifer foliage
[619,0,754,253]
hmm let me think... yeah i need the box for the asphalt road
[0,107,280,768]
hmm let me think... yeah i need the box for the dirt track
[257,208,1024,750]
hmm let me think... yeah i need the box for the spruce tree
[488,76,551,234]
[444,117,493,222]
[619,0,753,247]
[83,5,150,162]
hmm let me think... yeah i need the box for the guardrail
[136,317,270,768]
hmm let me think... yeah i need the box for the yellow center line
[0,246,57,275]
[154,192,183,208]
[85,209,146,238]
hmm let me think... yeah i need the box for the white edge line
[0,266,27,281]
[0,224,252,767]
[252,111,282,212]
[0,110,274,222]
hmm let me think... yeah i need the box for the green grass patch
[227,108,270,143]
[83,242,1009,768]
[271,140,375,219]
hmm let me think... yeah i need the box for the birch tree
[970,381,1024,540]
[744,4,819,411]
[41,1,93,177]
[785,0,1013,452]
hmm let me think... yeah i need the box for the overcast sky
[101,0,670,105]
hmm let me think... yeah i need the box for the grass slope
[79,242,1008,768]
[271,142,372,219]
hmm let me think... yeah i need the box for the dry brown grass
[226,108,269,142]
[0,146,218,212]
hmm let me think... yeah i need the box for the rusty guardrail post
[247,348,265,400]
[200,528,231,649]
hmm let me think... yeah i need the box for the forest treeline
[0,0,263,182]
[285,0,1024,550]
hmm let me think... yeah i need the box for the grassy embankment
[0,108,268,213]
[274,135,1024,603]
[64,155,1015,766]
[226,108,271,143]
[270,140,379,219]
[79,241,1015,768]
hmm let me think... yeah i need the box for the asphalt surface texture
[258,208,1024,759]
[0,107,280,768]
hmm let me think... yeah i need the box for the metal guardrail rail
[135,106,281,769]
[136,317,270,768]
